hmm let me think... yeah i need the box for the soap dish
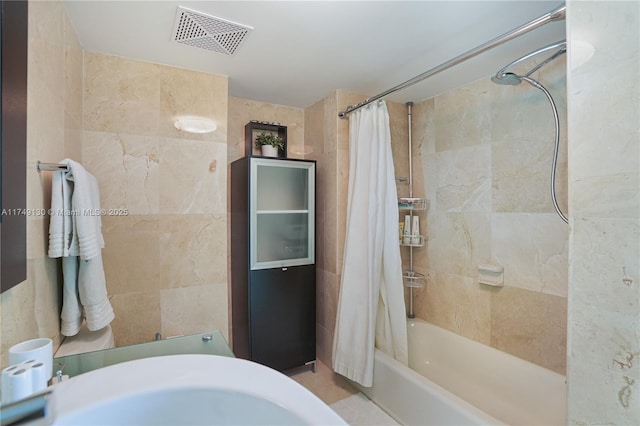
[477,264,504,287]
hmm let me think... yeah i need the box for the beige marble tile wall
[409,58,569,373]
[0,0,82,368]
[305,92,339,365]
[304,94,329,365]
[82,52,229,347]
[567,2,640,424]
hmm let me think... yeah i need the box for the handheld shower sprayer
[490,40,568,224]
[491,40,566,85]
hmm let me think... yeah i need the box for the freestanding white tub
[45,355,347,425]
[357,319,566,426]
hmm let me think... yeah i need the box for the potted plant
[255,132,284,157]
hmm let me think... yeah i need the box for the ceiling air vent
[172,6,253,55]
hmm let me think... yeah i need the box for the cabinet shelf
[245,122,287,158]
[398,197,428,211]
[257,210,309,214]
[403,270,425,288]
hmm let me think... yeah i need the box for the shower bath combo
[338,5,570,424]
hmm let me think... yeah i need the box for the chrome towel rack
[36,161,69,172]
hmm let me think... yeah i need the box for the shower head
[491,72,522,86]
[489,39,569,224]
[491,40,566,86]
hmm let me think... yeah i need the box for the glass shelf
[53,330,234,378]
[398,197,428,211]
[403,270,425,288]
[257,210,309,214]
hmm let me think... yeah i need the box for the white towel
[62,159,105,260]
[60,257,82,336]
[60,255,114,335]
[48,171,73,258]
[49,159,114,336]
[79,254,114,331]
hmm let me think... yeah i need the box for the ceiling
[63,1,566,109]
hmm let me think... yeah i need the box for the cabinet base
[305,360,317,373]
[284,359,317,376]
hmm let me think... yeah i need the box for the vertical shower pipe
[406,102,415,319]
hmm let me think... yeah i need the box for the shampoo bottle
[403,215,412,245]
[411,215,420,245]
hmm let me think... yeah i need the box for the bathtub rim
[408,317,567,378]
[405,317,567,425]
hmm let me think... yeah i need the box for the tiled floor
[330,393,400,426]
[289,360,399,425]
[289,359,359,404]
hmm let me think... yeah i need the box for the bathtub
[47,355,347,425]
[357,319,566,426]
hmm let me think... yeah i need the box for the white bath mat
[330,392,399,426]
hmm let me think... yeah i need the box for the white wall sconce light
[174,116,217,134]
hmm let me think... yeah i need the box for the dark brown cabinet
[230,156,316,372]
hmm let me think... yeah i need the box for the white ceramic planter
[261,145,278,157]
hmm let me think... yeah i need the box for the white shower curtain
[332,100,408,387]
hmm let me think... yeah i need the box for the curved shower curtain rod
[338,3,566,118]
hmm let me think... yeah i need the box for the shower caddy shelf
[399,197,427,248]
[400,236,425,248]
[399,102,426,318]
[402,270,426,288]
[398,197,428,211]
[399,197,427,288]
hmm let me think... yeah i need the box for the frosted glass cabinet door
[250,158,315,270]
